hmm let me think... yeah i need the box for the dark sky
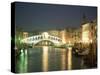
[15,2,97,31]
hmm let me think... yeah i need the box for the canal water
[16,46,87,73]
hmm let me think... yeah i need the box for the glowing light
[42,32,49,39]
[25,49,27,55]
[68,41,71,44]
[61,49,66,70]
[21,49,24,56]
[82,31,89,43]
[67,47,72,70]
[21,49,23,53]
[82,23,90,43]
[42,46,48,71]
[61,30,66,44]
[19,50,28,73]
[90,39,92,43]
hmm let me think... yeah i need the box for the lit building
[81,19,97,67]
[90,19,97,55]
[60,29,67,44]
[81,14,95,44]
[65,28,73,44]
[48,30,61,37]
[82,23,91,44]
[64,28,81,45]
[72,28,81,44]
[23,32,28,39]
[81,19,97,45]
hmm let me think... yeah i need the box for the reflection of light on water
[25,49,27,55]
[61,49,66,70]
[67,47,72,70]
[19,49,28,73]
[42,46,48,72]
[21,49,24,56]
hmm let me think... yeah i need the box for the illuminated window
[82,31,89,43]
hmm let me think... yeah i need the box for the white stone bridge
[21,32,63,46]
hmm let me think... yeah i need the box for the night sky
[15,2,97,31]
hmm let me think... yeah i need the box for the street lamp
[90,39,92,43]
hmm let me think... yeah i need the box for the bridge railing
[21,33,63,46]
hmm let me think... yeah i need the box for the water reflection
[61,49,66,70]
[16,46,87,73]
[42,46,48,71]
[67,47,72,70]
[17,49,28,73]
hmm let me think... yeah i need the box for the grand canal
[15,46,87,73]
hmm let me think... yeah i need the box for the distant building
[23,32,28,39]
[82,23,91,44]
[81,19,97,67]
[62,28,81,45]
[65,28,74,44]
[60,29,67,44]
[90,19,97,55]
[81,14,97,45]
[81,19,97,45]
[72,28,81,44]
[48,30,61,37]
